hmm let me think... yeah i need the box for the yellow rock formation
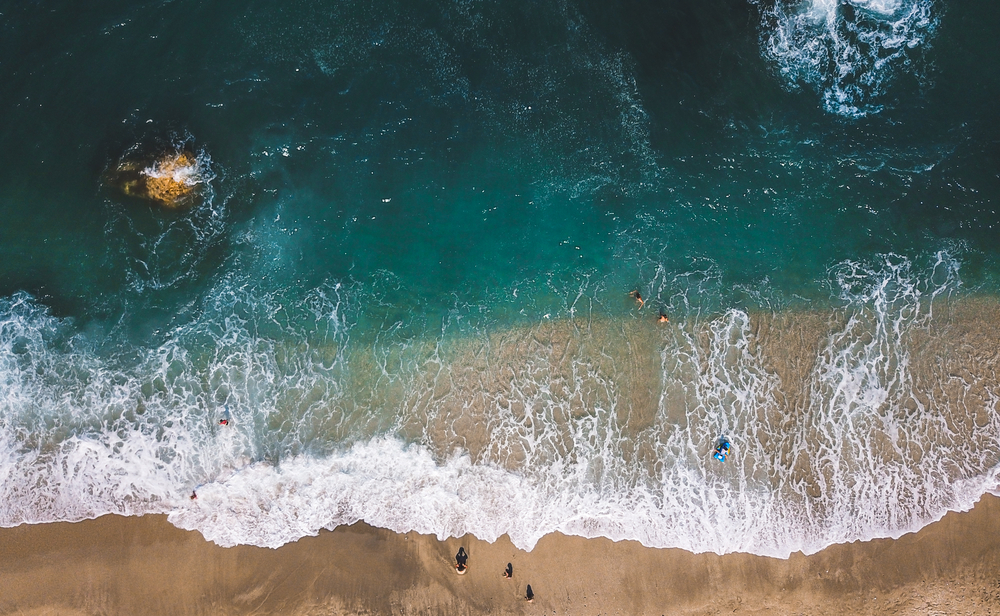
[112,150,207,210]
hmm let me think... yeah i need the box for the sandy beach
[1,495,998,615]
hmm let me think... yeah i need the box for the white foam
[0,279,352,526]
[141,149,214,188]
[2,253,999,557]
[759,0,937,117]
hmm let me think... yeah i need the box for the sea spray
[759,0,938,116]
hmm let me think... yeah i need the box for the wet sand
[2,495,999,615]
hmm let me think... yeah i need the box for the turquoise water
[1,0,1000,556]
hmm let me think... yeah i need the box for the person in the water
[713,438,731,462]
[658,311,669,323]
[629,290,645,310]
[455,547,469,574]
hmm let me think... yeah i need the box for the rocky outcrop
[110,149,210,210]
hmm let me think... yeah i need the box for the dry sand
[2,496,999,615]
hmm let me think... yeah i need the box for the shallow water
[1,0,999,556]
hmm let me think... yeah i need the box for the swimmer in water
[658,311,669,323]
[629,290,645,310]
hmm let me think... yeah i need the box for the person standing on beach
[526,584,534,602]
[503,562,513,578]
[455,547,469,574]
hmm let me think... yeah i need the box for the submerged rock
[110,149,211,210]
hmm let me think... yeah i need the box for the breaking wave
[2,252,1000,557]
[760,0,938,117]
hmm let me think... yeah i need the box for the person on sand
[629,290,645,310]
[503,562,513,578]
[455,547,469,574]
[526,584,534,602]
[658,310,669,323]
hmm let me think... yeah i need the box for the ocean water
[1,0,999,557]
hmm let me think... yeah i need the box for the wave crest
[760,0,937,117]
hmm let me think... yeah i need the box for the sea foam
[2,253,1000,557]
[759,0,937,117]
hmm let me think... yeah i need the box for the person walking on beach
[455,547,469,574]
[503,562,513,578]
[526,584,534,602]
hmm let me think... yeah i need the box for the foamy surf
[2,253,1000,558]
[759,0,937,116]
[167,432,998,556]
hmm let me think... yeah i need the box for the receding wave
[2,252,1000,557]
[759,0,937,117]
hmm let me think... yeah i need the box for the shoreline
[2,496,999,615]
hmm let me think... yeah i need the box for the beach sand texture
[2,495,999,615]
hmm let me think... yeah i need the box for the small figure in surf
[190,491,197,500]
[219,404,231,426]
[657,310,669,323]
[503,562,513,578]
[629,290,645,310]
[713,437,731,462]
[526,584,534,602]
[455,547,469,574]
[219,419,229,426]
